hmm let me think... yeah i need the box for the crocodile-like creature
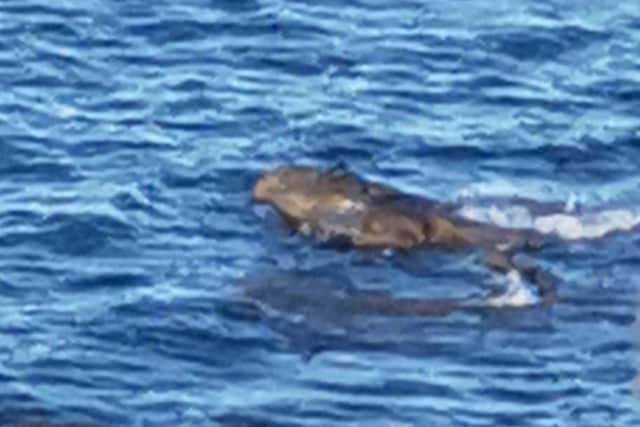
[253,164,556,305]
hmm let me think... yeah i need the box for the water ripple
[0,0,638,425]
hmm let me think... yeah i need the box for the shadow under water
[232,268,554,360]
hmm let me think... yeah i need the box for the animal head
[253,166,321,203]
[253,165,368,220]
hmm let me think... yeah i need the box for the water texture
[0,0,639,426]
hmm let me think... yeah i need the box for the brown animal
[253,165,556,305]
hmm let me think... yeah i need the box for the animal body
[253,165,557,305]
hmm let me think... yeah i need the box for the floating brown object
[253,165,556,305]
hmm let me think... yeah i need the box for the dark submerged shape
[236,269,476,359]
[242,269,462,319]
[253,165,556,305]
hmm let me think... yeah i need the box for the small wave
[459,203,640,240]
[0,211,136,257]
[534,209,640,240]
[486,270,539,307]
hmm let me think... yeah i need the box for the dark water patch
[104,52,156,67]
[79,36,131,51]
[329,400,397,418]
[307,377,461,400]
[61,272,149,293]
[476,93,596,111]
[21,370,96,391]
[86,312,278,369]
[153,118,238,133]
[0,160,81,183]
[0,2,87,19]
[465,352,547,370]
[122,18,280,45]
[216,413,301,427]
[589,340,633,357]
[124,20,209,45]
[415,144,493,161]
[359,44,436,68]
[162,94,221,117]
[586,364,636,385]
[467,74,536,90]
[15,69,109,94]
[81,97,150,113]
[0,258,66,278]
[109,191,176,224]
[479,25,608,62]
[106,294,226,322]
[0,213,139,257]
[364,86,471,105]
[208,0,261,14]
[272,16,337,41]
[245,53,327,77]
[0,135,72,159]
[0,276,34,299]
[68,138,177,158]
[166,77,209,93]
[583,78,640,107]
[506,142,639,181]
[472,383,583,406]
[13,74,73,91]
[306,146,375,163]
[17,421,103,427]
[232,105,289,128]
[560,309,635,328]
[47,214,134,253]
[302,122,368,143]
[27,21,83,41]
[158,168,222,195]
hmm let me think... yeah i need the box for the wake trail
[458,201,640,240]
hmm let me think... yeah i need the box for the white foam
[534,209,640,240]
[461,205,535,229]
[486,270,539,307]
[459,204,640,240]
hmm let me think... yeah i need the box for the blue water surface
[1,0,639,426]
